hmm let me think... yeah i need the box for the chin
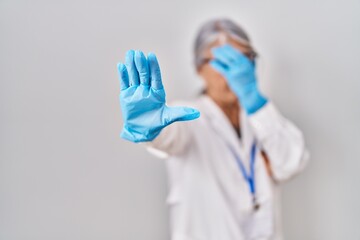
[226,93,238,102]
[219,94,238,105]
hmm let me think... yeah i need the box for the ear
[197,66,209,82]
[197,66,210,90]
[197,64,204,74]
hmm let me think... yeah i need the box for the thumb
[163,106,200,125]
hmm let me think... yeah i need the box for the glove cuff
[240,90,268,115]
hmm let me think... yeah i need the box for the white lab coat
[146,95,309,240]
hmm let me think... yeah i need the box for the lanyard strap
[228,141,257,196]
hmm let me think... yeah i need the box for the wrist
[239,90,268,115]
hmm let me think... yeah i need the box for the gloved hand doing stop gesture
[117,50,200,143]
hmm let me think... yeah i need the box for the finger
[222,44,244,60]
[125,50,140,86]
[117,62,129,90]
[222,44,252,66]
[148,53,163,90]
[134,50,150,85]
[211,46,234,66]
[210,59,228,76]
[165,107,200,124]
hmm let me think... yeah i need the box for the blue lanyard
[228,141,257,196]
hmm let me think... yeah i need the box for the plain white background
[1,0,359,239]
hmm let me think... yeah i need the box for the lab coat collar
[198,95,256,164]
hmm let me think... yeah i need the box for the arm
[117,50,199,152]
[249,102,309,182]
[210,44,309,182]
[145,118,195,157]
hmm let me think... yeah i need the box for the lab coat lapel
[200,96,253,165]
[240,108,256,165]
[203,96,246,162]
[199,95,254,213]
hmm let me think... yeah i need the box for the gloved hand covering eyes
[117,50,200,143]
[210,44,268,114]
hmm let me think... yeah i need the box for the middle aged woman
[117,18,309,240]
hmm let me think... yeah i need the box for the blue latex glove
[210,44,268,114]
[117,50,200,143]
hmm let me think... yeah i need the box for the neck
[212,97,241,136]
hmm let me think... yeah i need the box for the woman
[117,18,309,240]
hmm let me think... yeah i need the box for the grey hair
[194,18,252,70]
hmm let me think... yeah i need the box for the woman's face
[198,37,256,106]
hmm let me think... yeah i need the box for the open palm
[117,50,200,143]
